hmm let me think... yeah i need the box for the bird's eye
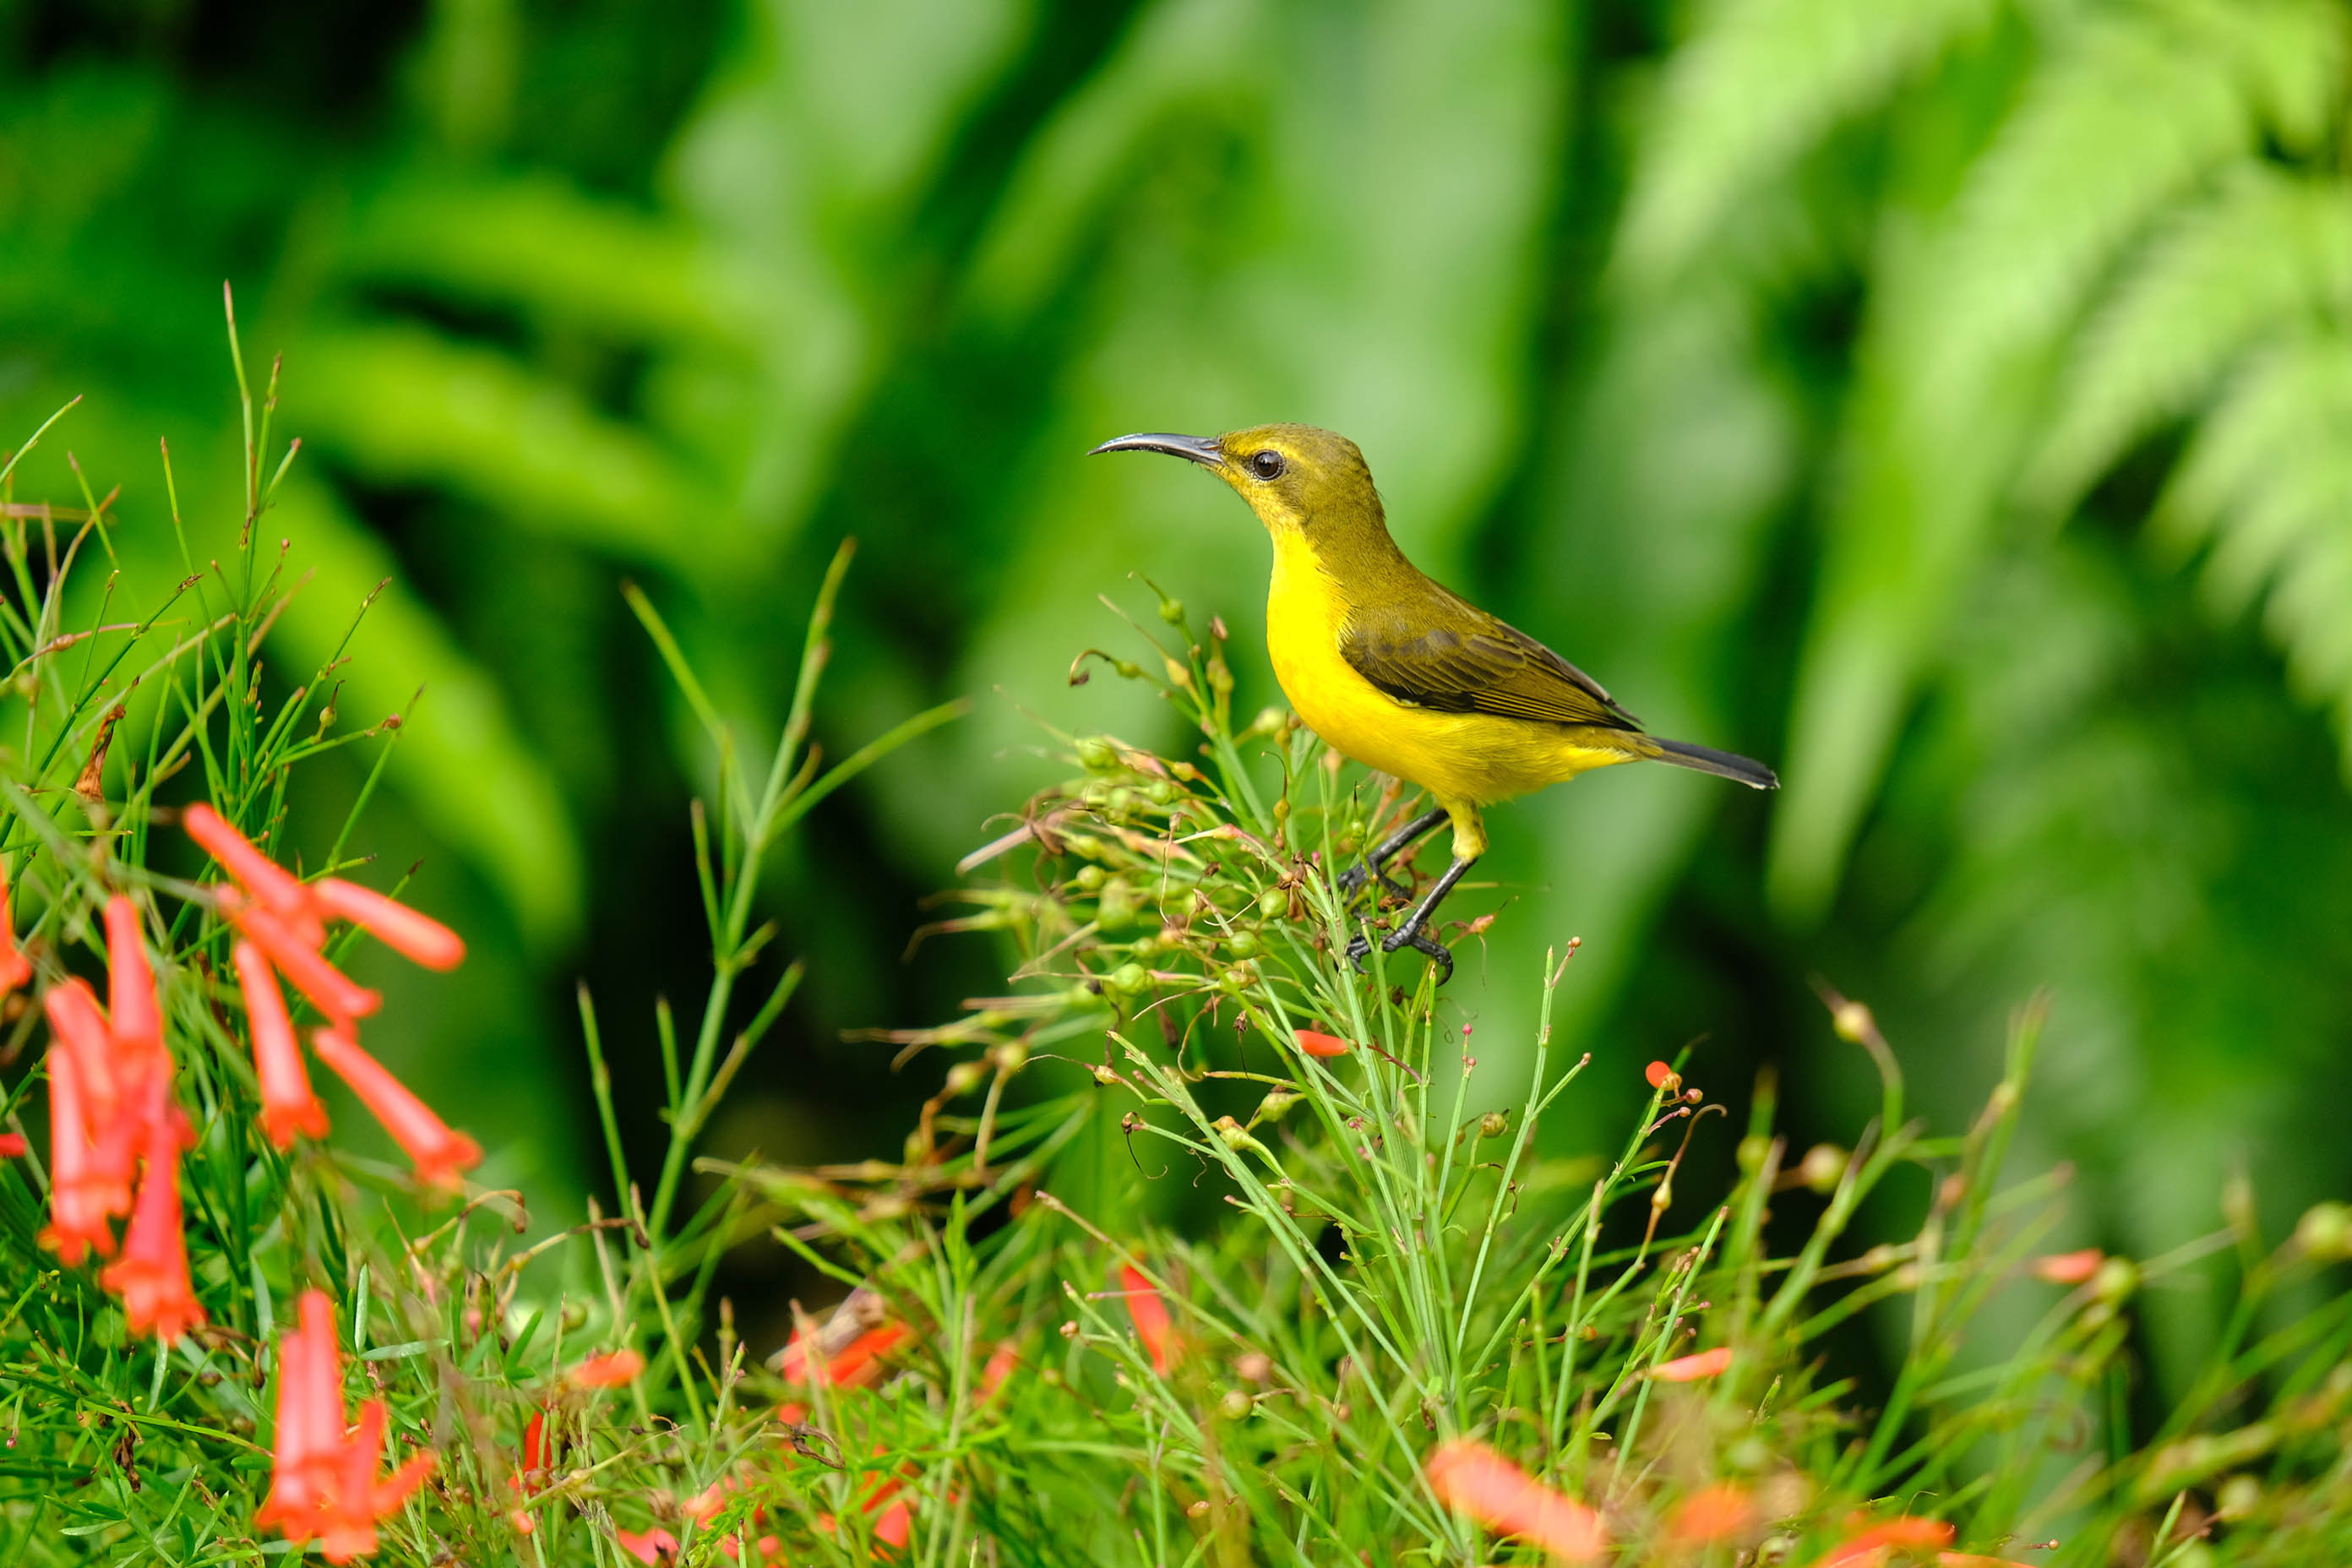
[1249,449,1286,480]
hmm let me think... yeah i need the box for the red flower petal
[1811,1517,1956,1567]
[1644,1060,1674,1088]
[99,1119,206,1343]
[2031,1248,2103,1285]
[226,894,380,1026]
[1119,1264,1176,1375]
[234,943,329,1149]
[184,803,323,943]
[310,1027,481,1190]
[617,1527,680,1565]
[1650,1346,1733,1382]
[0,862,32,996]
[102,896,163,1058]
[313,878,466,972]
[1425,1439,1605,1562]
[1294,1028,1351,1058]
[1669,1482,1752,1543]
[568,1349,645,1388]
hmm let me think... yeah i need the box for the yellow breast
[1263,536,1632,814]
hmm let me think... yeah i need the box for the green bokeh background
[8,0,2352,1392]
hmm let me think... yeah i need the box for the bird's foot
[1344,923,1455,986]
[1337,862,1412,904]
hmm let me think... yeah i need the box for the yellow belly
[1264,543,1633,857]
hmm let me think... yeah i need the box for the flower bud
[1831,999,1876,1044]
[1074,736,1118,771]
[1218,1390,1251,1420]
[1799,1143,1847,1194]
[1157,596,1184,625]
[944,1060,988,1096]
[2092,1256,2139,1303]
[1478,1112,1508,1140]
[2215,1474,2260,1520]
[2295,1200,2352,1261]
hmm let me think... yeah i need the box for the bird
[1089,423,1777,983]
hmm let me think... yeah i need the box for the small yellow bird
[1091,423,1777,981]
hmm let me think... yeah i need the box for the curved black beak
[1086,432,1224,466]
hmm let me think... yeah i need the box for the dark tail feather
[1650,737,1778,790]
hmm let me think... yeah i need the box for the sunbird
[1091,423,1777,982]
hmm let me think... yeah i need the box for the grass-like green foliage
[2,348,2349,1566]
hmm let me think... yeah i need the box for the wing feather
[1340,591,1642,732]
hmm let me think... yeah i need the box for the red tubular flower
[1119,1265,1176,1375]
[100,1121,206,1342]
[235,941,329,1148]
[258,1292,349,1534]
[1651,1346,1734,1382]
[226,894,381,1026]
[567,1348,645,1388]
[873,1497,912,1550]
[979,1340,1020,1402]
[1669,1481,1753,1544]
[1426,1440,1605,1562]
[1937,1555,2037,1568]
[780,1321,908,1389]
[2032,1249,2103,1285]
[315,1399,435,1564]
[0,862,32,996]
[617,1527,680,1565]
[184,803,325,946]
[0,1133,24,1157]
[1807,1517,1956,1567]
[103,896,163,1059]
[310,1027,482,1190]
[256,1291,433,1561]
[45,977,122,1117]
[313,879,466,972]
[39,1046,123,1262]
[511,1409,550,1497]
[1294,1028,1351,1058]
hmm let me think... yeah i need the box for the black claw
[1382,923,1455,985]
[1344,933,1372,972]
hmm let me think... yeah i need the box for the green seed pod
[1104,962,1150,998]
[1074,736,1119,771]
[944,1059,988,1096]
[1158,595,1185,625]
[1074,864,1106,890]
[1479,1112,1508,1140]
[1799,1143,1847,1194]
[1097,878,1141,929]
[1257,888,1287,918]
[1219,1389,1252,1420]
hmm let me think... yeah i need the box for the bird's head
[1087,423,1390,554]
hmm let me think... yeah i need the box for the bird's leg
[1337,807,1447,903]
[1346,857,1475,985]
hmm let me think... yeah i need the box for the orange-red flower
[1645,1059,1675,1088]
[255,1290,435,1562]
[1651,1346,1733,1382]
[189,803,476,1187]
[1119,1264,1176,1375]
[1294,1028,1351,1058]
[2032,1249,2103,1285]
[224,891,381,1026]
[310,1027,482,1190]
[1669,1481,1753,1543]
[780,1320,908,1390]
[100,1119,206,1342]
[0,1133,24,1157]
[616,1527,680,1565]
[1424,1439,1605,1562]
[313,878,466,972]
[0,861,32,996]
[39,1039,124,1263]
[568,1349,645,1388]
[235,941,329,1149]
[1937,1555,2037,1567]
[103,896,163,1060]
[1805,1516,1955,1567]
[185,803,324,945]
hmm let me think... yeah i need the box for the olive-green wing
[1341,591,1642,732]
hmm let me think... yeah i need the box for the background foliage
[7,0,2352,1402]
